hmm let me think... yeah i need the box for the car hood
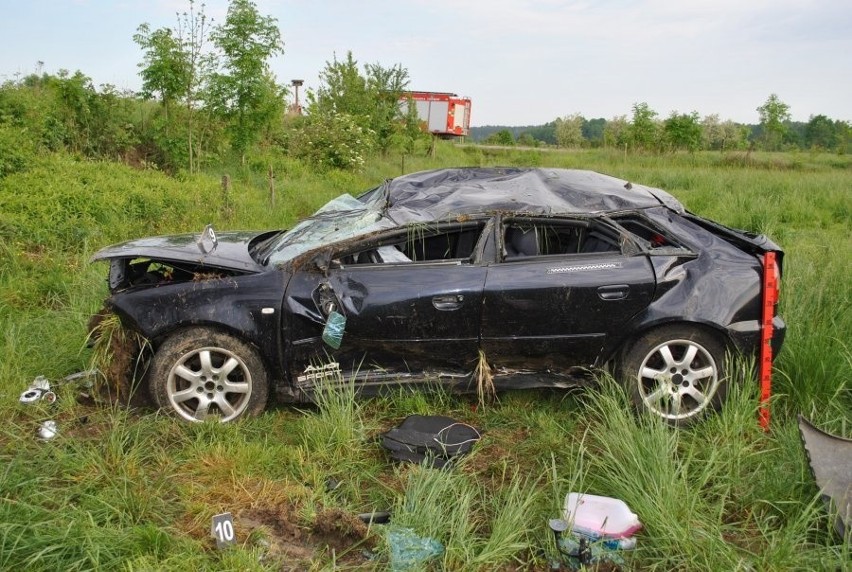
[91,230,267,273]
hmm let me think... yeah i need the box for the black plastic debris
[358,511,391,524]
[381,415,481,468]
[798,415,852,539]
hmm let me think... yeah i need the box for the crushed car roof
[265,168,687,265]
[373,167,685,223]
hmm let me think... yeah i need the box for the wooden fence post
[221,174,231,221]
[268,165,275,208]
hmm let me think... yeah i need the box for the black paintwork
[90,168,787,402]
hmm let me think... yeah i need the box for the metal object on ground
[798,415,852,539]
[20,376,52,404]
[64,369,99,387]
[38,420,58,440]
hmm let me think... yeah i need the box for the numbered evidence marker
[211,512,236,549]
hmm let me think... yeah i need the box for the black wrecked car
[91,167,785,424]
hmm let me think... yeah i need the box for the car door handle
[597,284,630,301]
[432,294,464,311]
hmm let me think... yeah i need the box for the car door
[480,216,656,375]
[284,221,488,392]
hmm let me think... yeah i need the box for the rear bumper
[727,316,787,358]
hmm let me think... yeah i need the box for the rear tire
[148,328,268,423]
[618,326,728,426]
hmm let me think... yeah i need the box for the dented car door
[285,223,487,393]
[481,217,656,377]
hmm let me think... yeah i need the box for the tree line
[0,0,426,176]
[2,0,848,180]
[475,95,850,154]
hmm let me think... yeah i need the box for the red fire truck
[401,91,471,137]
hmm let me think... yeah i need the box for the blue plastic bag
[386,525,444,571]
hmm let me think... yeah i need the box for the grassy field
[1,145,849,570]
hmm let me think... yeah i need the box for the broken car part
[358,511,391,525]
[37,420,58,441]
[19,376,53,404]
[798,415,851,538]
[90,168,786,424]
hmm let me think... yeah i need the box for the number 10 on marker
[211,512,236,548]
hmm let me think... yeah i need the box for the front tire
[618,326,727,425]
[148,328,268,423]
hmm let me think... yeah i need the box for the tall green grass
[1,146,849,569]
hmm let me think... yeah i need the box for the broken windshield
[263,194,392,266]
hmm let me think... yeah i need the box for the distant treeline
[1,0,847,181]
[471,100,849,154]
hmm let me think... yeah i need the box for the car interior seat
[505,227,539,258]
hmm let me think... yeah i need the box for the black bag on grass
[381,415,481,468]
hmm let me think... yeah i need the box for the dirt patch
[238,501,377,569]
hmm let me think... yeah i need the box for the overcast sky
[1,0,850,126]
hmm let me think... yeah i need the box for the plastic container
[563,492,642,540]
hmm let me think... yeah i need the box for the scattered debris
[324,477,342,493]
[381,415,481,468]
[19,375,52,404]
[385,525,444,572]
[19,371,100,442]
[550,493,641,568]
[798,415,852,539]
[37,420,58,441]
[357,511,391,525]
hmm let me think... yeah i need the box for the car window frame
[497,215,642,262]
[318,219,491,270]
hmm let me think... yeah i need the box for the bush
[288,112,373,170]
[0,125,37,178]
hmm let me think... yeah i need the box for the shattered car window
[334,222,486,266]
[263,194,392,266]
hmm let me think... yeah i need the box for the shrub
[0,125,37,178]
[288,112,373,170]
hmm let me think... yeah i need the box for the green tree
[309,52,369,119]
[663,111,702,152]
[701,114,723,151]
[395,97,428,155]
[582,118,606,146]
[210,0,285,158]
[805,114,837,150]
[628,102,659,151]
[484,129,515,146]
[134,0,216,171]
[516,132,537,147]
[554,113,584,148]
[756,93,791,151]
[308,51,412,156]
[603,115,629,148]
[364,62,410,155]
[719,120,748,151]
[133,24,189,121]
